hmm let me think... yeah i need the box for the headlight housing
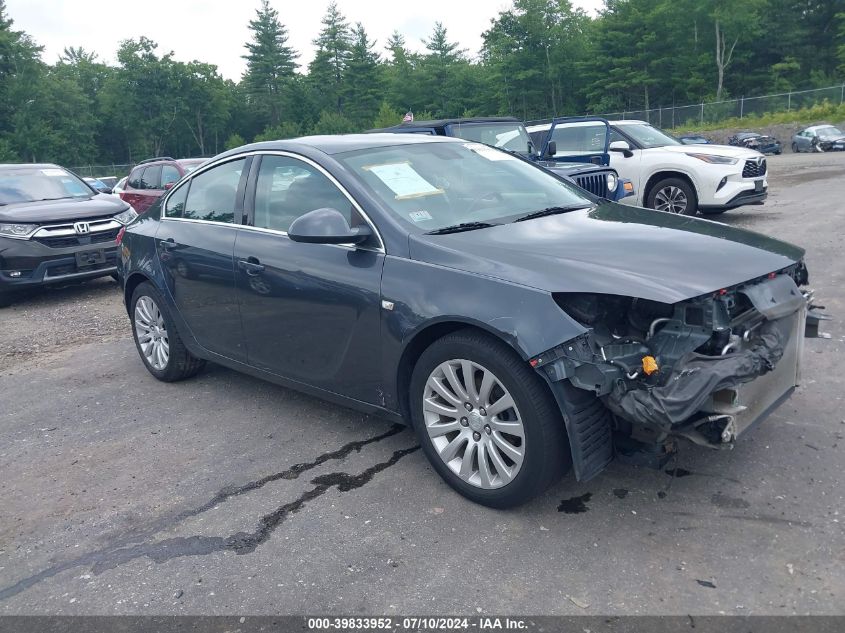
[113,207,138,225]
[0,223,38,239]
[606,172,618,192]
[686,153,739,165]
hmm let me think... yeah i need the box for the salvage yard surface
[1,152,843,615]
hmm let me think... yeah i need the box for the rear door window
[183,159,246,223]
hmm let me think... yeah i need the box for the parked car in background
[0,163,137,307]
[728,132,782,155]
[97,176,118,189]
[791,125,845,153]
[118,134,812,507]
[120,156,207,213]
[372,117,634,202]
[112,176,128,196]
[84,177,113,194]
[677,134,712,145]
[527,118,768,216]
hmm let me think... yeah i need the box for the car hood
[0,195,129,224]
[658,144,762,159]
[409,203,805,304]
[540,161,608,176]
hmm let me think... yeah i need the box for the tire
[646,177,698,216]
[774,150,782,155]
[409,329,571,508]
[130,281,205,382]
[791,142,798,153]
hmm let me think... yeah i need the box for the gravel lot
[1,151,843,615]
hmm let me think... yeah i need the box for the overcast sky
[6,0,604,80]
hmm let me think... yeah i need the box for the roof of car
[610,120,648,125]
[372,116,522,133]
[0,163,62,171]
[216,133,460,160]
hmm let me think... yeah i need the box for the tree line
[0,0,842,167]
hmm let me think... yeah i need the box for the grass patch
[670,100,845,134]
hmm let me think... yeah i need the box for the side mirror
[544,140,557,158]
[288,208,372,246]
[163,182,175,190]
[609,140,634,157]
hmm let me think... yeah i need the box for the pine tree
[308,1,352,114]
[343,23,383,127]
[242,0,298,127]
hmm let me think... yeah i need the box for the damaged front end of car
[531,261,821,481]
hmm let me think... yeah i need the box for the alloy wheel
[654,186,688,213]
[134,295,170,370]
[422,359,525,489]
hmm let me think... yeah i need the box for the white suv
[526,119,768,216]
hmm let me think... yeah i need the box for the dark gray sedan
[792,124,845,152]
[118,134,812,507]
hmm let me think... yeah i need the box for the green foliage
[0,0,843,167]
[311,110,354,135]
[372,101,402,129]
[225,133,246,150]
[242,0,298,128]
[675,100,845,133]
[254,121,302,142]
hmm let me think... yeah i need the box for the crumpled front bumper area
[534,268,814,479]
[606,316,790,429]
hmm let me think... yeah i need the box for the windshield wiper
[514,205,591,223]
[425,221,499,235]
[31,196,74,202]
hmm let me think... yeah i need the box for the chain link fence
[69,164,132,179]
[596,84,845,129]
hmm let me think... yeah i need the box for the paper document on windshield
[464,143,516,161]
[364,161,444,200]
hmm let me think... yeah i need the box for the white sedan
[527,119,767,216]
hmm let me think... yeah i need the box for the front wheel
[130,282,205,382]
[647,177,698,215]
[409,329,570,508]
[791,142,799,153]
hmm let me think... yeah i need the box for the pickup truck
[373,117,634,202]
[527,117,767,216]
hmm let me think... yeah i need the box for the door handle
[238,258,265,275]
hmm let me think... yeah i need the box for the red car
[120,157,207,213]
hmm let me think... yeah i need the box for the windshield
[0,167,93,205]
[448,122,533,154]
[336,141,592,232]
[179,159,207,174]
[816,126,843,139]
[617,123,681,148]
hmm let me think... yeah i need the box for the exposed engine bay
[532,262,817,456]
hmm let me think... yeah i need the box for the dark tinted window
[183,159,245,223]
[164,183,189,218]
[127,167,143,189]
[253,155,352,232]
[140,165,161,190]
[161,165,180,187]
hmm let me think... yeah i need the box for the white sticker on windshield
[364,162,443,200]
[463,143,516,161]
[41,168,67,177]
[408,210,433,222]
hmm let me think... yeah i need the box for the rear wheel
[409,329,570,508]
[647,177,698,216]
[130,282,205,382]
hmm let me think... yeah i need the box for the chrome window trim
[159,150,385,253]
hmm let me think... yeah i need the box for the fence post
[740,97,744,119]
[700,103,704,125]
[841,84,844,105]
[659,107,662,128]
[787,92,791,111]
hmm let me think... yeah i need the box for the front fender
[380,255,587,410]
